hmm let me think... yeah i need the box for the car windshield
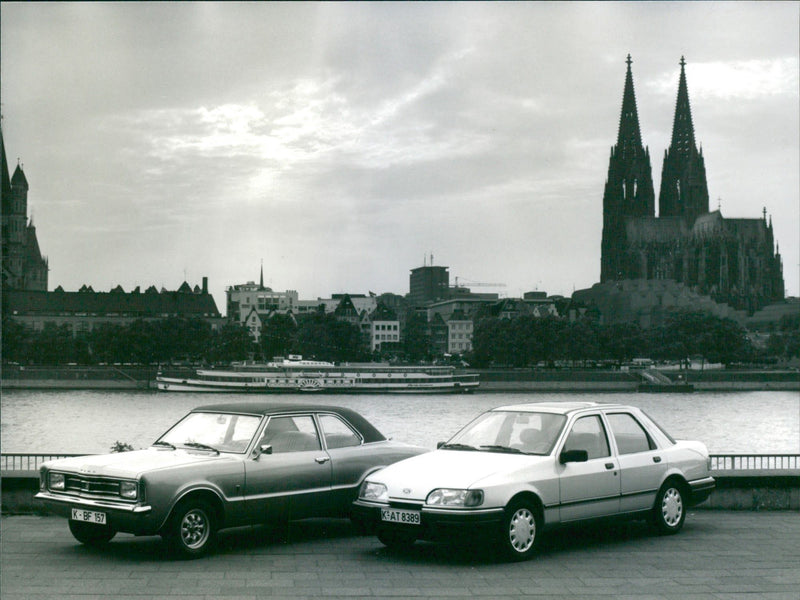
[156,412,262,454]
[444,411,567,455]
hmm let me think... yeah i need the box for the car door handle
[653,456,662,463]
[315,456,330,464]
[605,463,615,470]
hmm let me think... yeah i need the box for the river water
[1,389,798,455]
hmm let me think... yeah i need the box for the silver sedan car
[352,401,715,560]
[36,403,426,557]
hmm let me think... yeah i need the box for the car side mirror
[436,441,446,449]
[560,449,589,464]
[255,444,273,458]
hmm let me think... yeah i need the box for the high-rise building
[408,265,449,306]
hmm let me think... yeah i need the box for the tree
[1,317,32,364]
[598,322,646,365]
[208,323,256,363]
[294,314,366,362]
[29,323,74,365]
[655,311,753,365]
[261,314,297,360]
[559,319,600,366]
[402,312,431,362]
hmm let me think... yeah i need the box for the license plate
[381,508,421,525]
[71,508,106,525]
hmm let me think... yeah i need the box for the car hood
[44,448,234,479]
[370,449,548,501]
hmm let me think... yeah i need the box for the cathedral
[600,56,784,315]
[1,127,49,292]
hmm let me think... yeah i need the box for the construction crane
[451,277,507,289]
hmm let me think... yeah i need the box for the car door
[317,413,370,515]
[605,411,668,513]
[244,414,332,522]
[558,414,620,522]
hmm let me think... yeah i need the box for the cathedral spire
[670,56,697,157]
[616,54,646,157]
[658,56,709,223]
[1,125,12,203]
[600,55,655,283]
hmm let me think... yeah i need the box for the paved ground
[1,511,798,600]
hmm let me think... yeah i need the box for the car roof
[491,401,631,415]
[192,402,386,443]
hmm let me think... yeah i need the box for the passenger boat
[156,356,479,394]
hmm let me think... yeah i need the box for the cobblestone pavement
[2,510,798,599]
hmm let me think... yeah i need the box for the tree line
[2,310,797,367]
[470,311,799,367]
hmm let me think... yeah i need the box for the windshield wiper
[183,442,220,454]
[440,443,478,451]
[480,445,524,454]
[152,440,175,450]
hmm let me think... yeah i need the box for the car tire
[498,499,540,561]
[68,520,116,546]
[652,480,686,535]
[377,528,417,550]
[164,499,218,558]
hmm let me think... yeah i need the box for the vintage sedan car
[352,401,715,560]
[36,402,427,557]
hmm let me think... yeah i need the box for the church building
[1,127,49,292]
[600,56,784,315]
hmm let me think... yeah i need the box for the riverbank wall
[477,369,800,392]
[2,470,797,514]
[2,365,798,391]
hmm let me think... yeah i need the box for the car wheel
[499,499,540,561]
[68,520,116,546]
[652,481,686,535]
[377,528,417,550]
[164,500,217,558]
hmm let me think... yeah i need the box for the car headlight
[49,472,65,491]
[426,488,484,507]
[359,481,388,502]
[119,480,138,500]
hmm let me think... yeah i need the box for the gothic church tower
[600,55,655,282]
[658,57,709,223]
[1,126,49,291]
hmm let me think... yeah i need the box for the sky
[2,2,798,315]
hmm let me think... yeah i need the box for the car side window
[563,415,610,459]
[260,415,321,453]
[606,413,655,454]
[319,414,362,449]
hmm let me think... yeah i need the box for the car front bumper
[35,491,159,534]
[352,499,504,541]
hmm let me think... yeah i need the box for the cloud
[647,58,799,101]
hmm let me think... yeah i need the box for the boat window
[319,414,362,449]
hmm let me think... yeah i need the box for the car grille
[62,474,125,499]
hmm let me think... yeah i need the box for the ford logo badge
[402,488,411,494]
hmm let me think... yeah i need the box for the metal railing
[1,453,87,473]
[709,454,799,471]
[2,452,798,474]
